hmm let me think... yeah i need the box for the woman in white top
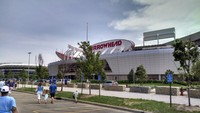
[36,82,43,104]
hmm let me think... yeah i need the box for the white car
[102,80,118,88]
[57,79,71,84]
[57,79,64,84]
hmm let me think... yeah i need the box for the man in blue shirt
[0,86,18,113]
[49,82,57,104]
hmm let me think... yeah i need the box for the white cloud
[109,0,200,38]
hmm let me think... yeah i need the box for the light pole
[28,52,31,83]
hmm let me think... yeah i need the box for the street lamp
[28,52,31,82]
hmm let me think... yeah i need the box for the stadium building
[0,62,37,78]
[48,28,200,81]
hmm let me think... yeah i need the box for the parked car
[57,79,71,84]
[102,80,118,88]
[57,79,65,84]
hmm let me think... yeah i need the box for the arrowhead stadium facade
[48,30,200,81]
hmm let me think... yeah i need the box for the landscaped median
[15,87,199,113]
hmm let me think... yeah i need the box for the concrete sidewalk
[13,91,139,113]
[18,84,200,106]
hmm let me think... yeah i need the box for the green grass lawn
[81,96,200,113]
[16,87,200,113]
[16,87,36,92]
[56,91,74,99]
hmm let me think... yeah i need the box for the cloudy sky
[0,0,200,65]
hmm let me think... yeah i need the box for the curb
[14,90,150,113]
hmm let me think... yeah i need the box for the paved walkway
[18,84,200,106]
[12,91,135,113]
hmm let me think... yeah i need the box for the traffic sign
[81,75,84,81]
[167,73,173,107]
[167,74,173,83]
[98,75,101,81]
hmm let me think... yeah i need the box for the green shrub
[146,80,163,84]
[117,80,129,84]
[90,80,101,83]
[173,80,187,86]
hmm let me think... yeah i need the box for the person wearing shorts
[49,82,57,104]
[36,82,43,104]
[44,90,48,104]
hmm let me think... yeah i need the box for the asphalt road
[11,91,134,113]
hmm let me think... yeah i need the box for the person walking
[8,80,14,94]
[0,80,5,91]
[35,82,43,104]
[0,86,18,113]
[49,82,57,104]
[44,90,49,104]
[73,90,78,103]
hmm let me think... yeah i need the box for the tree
[38,54,44,66]
[75,68,82,82]
[173,39,199,106]
[191,60,200,81]
[127,69,135,83]
[0,73,5,79]
[75,67,83,94]
[19,69,28,87]
[76,41,106,95]
[30,73,37,81]
[57,71,62,79]
[42,66,49,79]
[76,41,93,95]
[57,62,68,92]
[6,70,13,79]
[37,66,48,79]
[135,65,147,85]
[13,73,19,79]
[36,54,49,79]
[93,51,106,80]
[36,54,44,79]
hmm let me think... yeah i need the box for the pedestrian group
[0,79,78,113]
[35,81,57,104]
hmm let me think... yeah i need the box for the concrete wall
[67,83,76,88]
[156,86,180,96]
[77,83,89,88]
[48,63,58,77]
[103,48,180,76]
[90,84,102,89]
[130,86,152,93]
[103,85,126,91]
[190,89,200,98]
